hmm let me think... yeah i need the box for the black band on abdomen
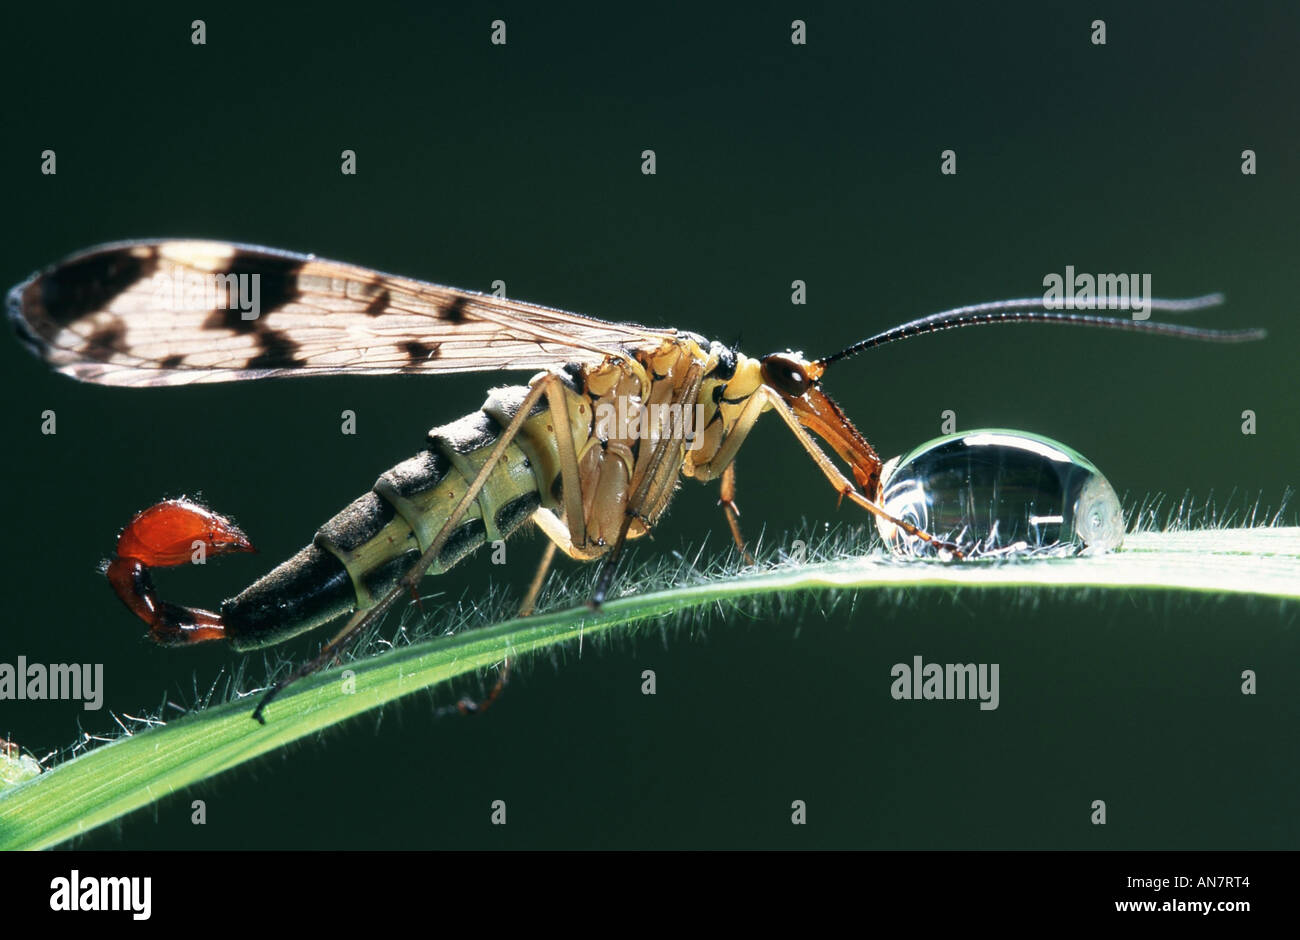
[221,544,354,650]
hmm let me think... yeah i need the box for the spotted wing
[8,240,679,387]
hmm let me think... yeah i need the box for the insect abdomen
[220,384,561,650]
[219,545,355,650]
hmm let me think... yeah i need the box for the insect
[6,240,1265,722]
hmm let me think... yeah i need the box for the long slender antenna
[818,295,1266,368]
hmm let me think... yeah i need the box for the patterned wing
[8,240,679,387]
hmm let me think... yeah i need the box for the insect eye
[761,354,811,397]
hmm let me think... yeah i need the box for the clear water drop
[876,429,1124,558]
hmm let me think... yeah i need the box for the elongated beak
[786,386,883,495]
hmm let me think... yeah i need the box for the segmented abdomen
[221,383,563,650]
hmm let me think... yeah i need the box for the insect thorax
[571,337,764,492]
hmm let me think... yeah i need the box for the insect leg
[251,373,562,723]
[684,387,768,557]
[520,539,559,618]
[457,419,619,707]
[586,449,664,608]
[718,462,756,566]
[589,362,706,607]
[545,372,589,551]
[761,387,965,559]
[454,540,558,716]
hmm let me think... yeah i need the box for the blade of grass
[2,525,1296,850]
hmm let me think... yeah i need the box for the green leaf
[1,525,1295,850]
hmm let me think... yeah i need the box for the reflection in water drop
[876,429,1124,558]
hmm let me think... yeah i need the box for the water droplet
[877,429,1123,558]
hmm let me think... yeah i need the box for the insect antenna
[817,294,1266,369]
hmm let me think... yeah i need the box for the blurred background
[1,1,1296,848]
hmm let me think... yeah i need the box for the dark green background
[2,2,1296,848]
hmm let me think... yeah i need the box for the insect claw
[107,497,252,647]
[116,498,254,567]
[455,659,511,716]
